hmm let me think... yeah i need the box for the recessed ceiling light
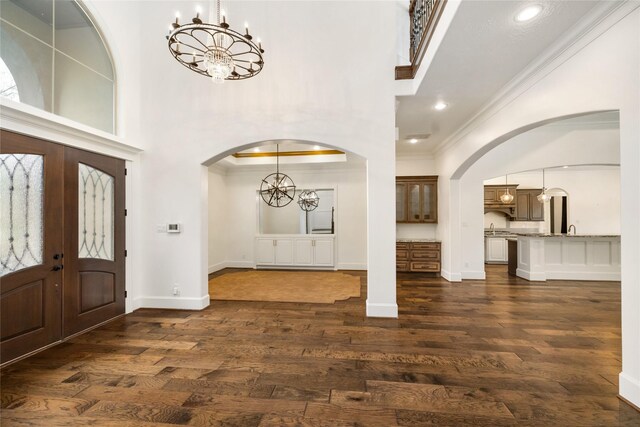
[434,102,448,111]
[563,165,569,169]
[253,147,260,152]
[313,145,321,150]
[515,5,542,22]
[408,138,418,144]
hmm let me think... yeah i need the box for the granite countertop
[396,238,441,243]
[484,233,519,238]
[513,233,621,238]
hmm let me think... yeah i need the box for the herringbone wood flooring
[1,265,638,426]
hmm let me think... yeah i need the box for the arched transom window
[0,0,115,134]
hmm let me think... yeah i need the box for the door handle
[52,264,64,271]
[53,253,64,260]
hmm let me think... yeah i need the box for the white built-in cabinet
[256,235,335,268]
[485,237,508,264]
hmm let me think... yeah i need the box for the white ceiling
[396,0,606,155]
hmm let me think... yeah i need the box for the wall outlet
[172,286,180,296]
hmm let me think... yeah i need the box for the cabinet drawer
[411,250,440,260]
[396,262,410,272]
[410,261,440,272]
[396,242,410,250]
[396,249,409,260]
[410,242,440,250]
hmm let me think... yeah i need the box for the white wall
[435,5,640,407]
[208,160,367,272]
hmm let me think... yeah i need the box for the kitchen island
[515,234,621,281]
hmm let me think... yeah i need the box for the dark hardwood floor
[1,265,638,426]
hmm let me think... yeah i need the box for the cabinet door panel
[256,239,275,265]
[314,239,334,266]
[530,195,544,221]
[396,183,407,222]
[407,184,421,222]
[294,239,313,265]
[421,183,437,222]
[486,238,507,262]
[274,239,293,265]
[515,192,530,221]
[484,188,497,202]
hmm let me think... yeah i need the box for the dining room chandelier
[298,190,320,212]
[259,145,296,208]
[167,0,264,83]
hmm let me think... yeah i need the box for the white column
[365,155,398,317]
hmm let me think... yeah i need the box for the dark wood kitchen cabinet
[396,176,438,223]
[397,241,441,273]
[515,189,544,221]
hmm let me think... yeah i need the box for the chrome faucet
[568,224,576,235]
[489,223,495,235]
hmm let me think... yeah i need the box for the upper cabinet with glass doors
[396,176,438,223]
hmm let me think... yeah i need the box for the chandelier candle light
[167,0,264,83]
[500,174,514,204]
[537,169,552,203]
[259,145,296,208]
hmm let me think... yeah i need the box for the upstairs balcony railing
[396,0,447,80]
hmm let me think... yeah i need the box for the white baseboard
[208,261,228,274]
[516,268,547,281]
[134,295,210,310]
[620,372,640,409]
[546,271,621,281]
[441,269,462,282]
[461,271,486,280]
[226,261,254,269]
[366,301,398,318]
[336,263,367,271]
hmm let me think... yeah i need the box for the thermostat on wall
[167,223,182,233]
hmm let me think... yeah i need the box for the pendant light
[259,145,296,208]
[298,190,319,211]
[537,169,551,203]
[500,174,514,204]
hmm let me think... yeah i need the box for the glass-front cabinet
[396,176,438,223]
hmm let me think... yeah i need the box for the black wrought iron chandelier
[259,146,296,208]
[167,0,264,83]
[298,190,319,212]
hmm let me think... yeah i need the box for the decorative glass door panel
[421,182,437,222]
[408,184,421,222]
[0,154,44,276]
[396,183,407,222]
[78,163,114,260]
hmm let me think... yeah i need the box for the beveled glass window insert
[0,154,44,277]
[78,163,114,260]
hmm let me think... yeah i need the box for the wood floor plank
[1,266,638,426]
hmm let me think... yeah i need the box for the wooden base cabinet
[397,241,441,273]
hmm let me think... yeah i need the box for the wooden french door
[0,130,125,365]
[63,147,125,337]
[1,132,64,363]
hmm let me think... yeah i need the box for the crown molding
[433,1,635,156]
